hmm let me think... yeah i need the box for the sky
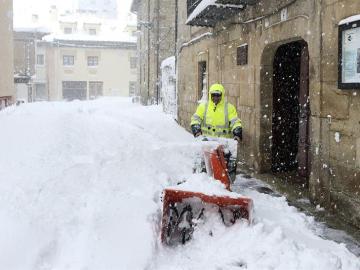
[13,0,134,28]
[0,98,359,269]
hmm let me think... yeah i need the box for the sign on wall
[339,16,360,89]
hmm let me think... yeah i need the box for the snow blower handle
[194,135,209,142]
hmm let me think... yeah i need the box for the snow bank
[160,56,177,118]
[0,98,359,270]
[0,98,194,270]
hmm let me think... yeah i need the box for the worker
[190,83,242,141]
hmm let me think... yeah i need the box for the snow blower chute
[161,143,253,245]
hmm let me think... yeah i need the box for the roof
[187,0,245,27]
[14,28,51,40]
[41,37,137,49]
[186,0,256,27]
[43,32,136,43]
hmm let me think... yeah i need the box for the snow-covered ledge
[339,14,360,25]
[186,0,243,24]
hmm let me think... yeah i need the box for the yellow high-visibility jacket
[190,84,242,138]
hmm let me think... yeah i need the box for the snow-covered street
[0,98,359,270]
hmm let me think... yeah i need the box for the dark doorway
[272,41,310,179]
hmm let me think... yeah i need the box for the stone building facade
[0,0,15,108]
[131,0,177,105]
[176,0,360,228]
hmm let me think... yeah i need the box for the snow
[339,14,360,25]
[13,1,136,44]
[335,132,341,143]
[186,0,243,24]
[0,98,359,270]
[160,56,177,118]
[179,32,213,52]
[167,173,242,199]
[161,56,175,69]
[43,32,136,43]
[14,26,51,33]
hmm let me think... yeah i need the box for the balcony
[186,0,258,27]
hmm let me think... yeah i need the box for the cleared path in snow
[0,98,358,270]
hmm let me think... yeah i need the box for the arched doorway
[260,39,310,184]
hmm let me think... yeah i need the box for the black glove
[233,127,242,141]
[191,124,202,137]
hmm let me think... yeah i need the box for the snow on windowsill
[339,14,360,25]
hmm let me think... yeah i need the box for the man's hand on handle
[233,127,242,142]
[191,124,202,138]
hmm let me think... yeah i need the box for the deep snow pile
[0,98,359,270]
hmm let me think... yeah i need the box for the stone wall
[176,0,360,228]
[320,0,360,227]
[133,0,176,105]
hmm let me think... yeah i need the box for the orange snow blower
[161,144,253,245]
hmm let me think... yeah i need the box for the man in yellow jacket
[190,83,242,141]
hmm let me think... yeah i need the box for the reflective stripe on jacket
[190,84,242,138]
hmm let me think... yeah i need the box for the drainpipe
[175,0,178,58]
[175,0,178,118]
[147,0,150,104]
[155,0,160,105]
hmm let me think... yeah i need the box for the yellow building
[38,37,137,101]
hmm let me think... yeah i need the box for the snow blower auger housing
[161,144,254,245]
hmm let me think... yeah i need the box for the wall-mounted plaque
[339,16,360,89]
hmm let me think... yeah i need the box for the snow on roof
[59,14,103,25]
[339,14,360,25]
[14,26,51,34]
[186,0,243,24]
[43,32,136,43]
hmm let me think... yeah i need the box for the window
[87,56,99,66]
[89,81,103,99]
[63,55,74,66]
[130,57,137,69]
[89,28,97,35]
[36,54,44,65]
[64,27,72,34]
[198,61,207,100]
[129,81,136,96]
[62,81,87,101]
[237,44,248,66]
